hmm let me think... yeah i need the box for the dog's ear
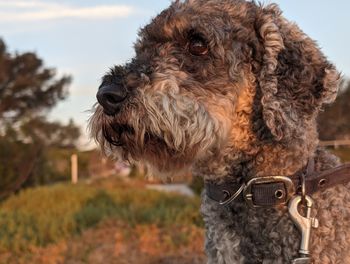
[254,4,340,142]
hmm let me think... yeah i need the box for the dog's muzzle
[97,84,127,115]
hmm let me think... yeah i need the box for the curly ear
[255,4,340,143]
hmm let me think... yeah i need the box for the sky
[0,0,349,149]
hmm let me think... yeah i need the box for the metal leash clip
[288,195,319,264]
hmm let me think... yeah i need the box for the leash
[205,160,350,263]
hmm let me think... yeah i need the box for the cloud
[0,1,135,22]
[0,1,56,9]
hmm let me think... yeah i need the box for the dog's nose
[96,84,127,115]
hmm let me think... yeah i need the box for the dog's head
[89,0,340,177]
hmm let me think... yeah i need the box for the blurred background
[0,1,349,263]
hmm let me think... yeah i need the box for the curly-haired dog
[90,0,350,263]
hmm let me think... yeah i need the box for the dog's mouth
[103,123,135,146]
[103,122,167,150]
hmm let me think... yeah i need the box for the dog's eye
[189,37,208,56]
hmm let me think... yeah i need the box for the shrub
[329,147,350,162]
[0,184,96,251]
[0,181,202,252]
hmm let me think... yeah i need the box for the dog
[89,0,350,263]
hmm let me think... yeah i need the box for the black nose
[96,84,127,115]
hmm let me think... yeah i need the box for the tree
[0,39,71,121]
[0,38,80,197]
[20,117,80,148]
[318,80,350,140]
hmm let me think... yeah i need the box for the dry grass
[0,220,206,264]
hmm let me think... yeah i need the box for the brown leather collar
[205,162,350,207]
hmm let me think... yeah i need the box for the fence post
[71,154,78,184]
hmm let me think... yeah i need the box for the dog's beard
[89,79,222,176]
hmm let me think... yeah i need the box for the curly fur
[89,0,348,263]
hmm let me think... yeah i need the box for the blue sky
[1,0,349,148]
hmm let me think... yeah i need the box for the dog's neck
[193,137,318,183]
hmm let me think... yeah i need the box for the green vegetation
[189,176,204,196]
[0,182,202,253]
[318,80,350,141]
[329,147,350,162]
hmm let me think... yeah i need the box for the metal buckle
[243,176,295,208]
